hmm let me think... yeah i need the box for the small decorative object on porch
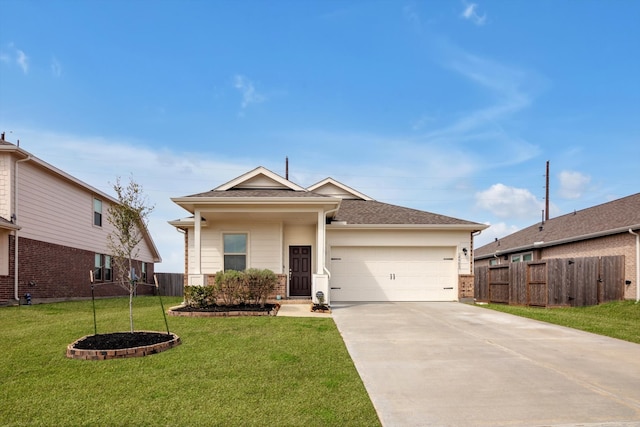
[311,290,331,313]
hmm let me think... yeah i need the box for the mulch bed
[168,303,280,317]
[73,332,175,350]
[171,303,278,313]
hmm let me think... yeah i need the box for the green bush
[214,270,246,305]
[245,268,278,307]
[184,285,216,307]
[185,269,279,307]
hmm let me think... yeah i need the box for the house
[474,193,640,301]
[169,166,487,303]
[0,134,161,304]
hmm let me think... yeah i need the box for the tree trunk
[128,257,134,333]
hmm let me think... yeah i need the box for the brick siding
[458,274,474,299]
[0,235,154,302]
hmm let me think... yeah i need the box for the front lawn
[483,300,640,344]
[0,297,380,426]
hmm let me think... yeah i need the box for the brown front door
[289,246,312,297]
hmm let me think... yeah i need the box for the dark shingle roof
[333,199,484,226]
[185,189,331,198]
[475,192,640,258]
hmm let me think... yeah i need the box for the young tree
[106,176,154,333]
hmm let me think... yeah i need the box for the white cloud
[558,170,590,199]
[461,2,486,26]
[16,49,28,73]
[419,42,542,168]
[233,74,266,110]
[475,183,544,219]
[1,44,29,74]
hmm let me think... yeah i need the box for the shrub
[184,285,216,308]
[214,270,246,305]
[245,268,278,307]
[185,269,279,307]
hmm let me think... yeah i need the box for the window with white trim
[104,255,112,282]
[489,258,499,266]
[93,198,103,227]
[511,252,533,263]
[223,233,247,271]
[94,253,103,281]
[141,262,147,283]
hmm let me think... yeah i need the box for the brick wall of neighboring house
[0,236,154,302]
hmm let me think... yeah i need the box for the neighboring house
[474,193,640,301]
[0,135,161,304]
[169,166,487,303]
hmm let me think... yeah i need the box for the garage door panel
[330,246,457,302]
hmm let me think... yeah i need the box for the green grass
[0,297,380,427]
[483,300,640,344]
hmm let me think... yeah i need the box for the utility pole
[545,160,550,221]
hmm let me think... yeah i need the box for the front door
[289,246,312,297]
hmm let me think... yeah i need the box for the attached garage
[330,246,457,302]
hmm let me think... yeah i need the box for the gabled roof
[214,166,306,192]
[330,199,486,229]
[307,178,372,200]
[171,166,487,230]
[475,192,640,259]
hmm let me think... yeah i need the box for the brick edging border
[66,331,181,360]
[167,304,280,317]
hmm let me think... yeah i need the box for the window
[489,258,499,266]
[0,232,9,276]
[104,255,112,282]
[223,233,247,271]
[93,198,102,227]
[141,262,147,283]
[94,253,103,281]
[511,252,533,263]
[94,254,112,282]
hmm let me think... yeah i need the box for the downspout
[14,154,32,301]
[322,206,340,277]
[629,229,640,303]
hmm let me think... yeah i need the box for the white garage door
[330,246,457,302]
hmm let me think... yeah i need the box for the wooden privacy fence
[474,256,625,307]
[155,273,184,297]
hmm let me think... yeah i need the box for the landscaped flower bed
[169,303,280,317]
[173,268,280,317]
[66,331,181,360]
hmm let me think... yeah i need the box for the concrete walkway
[331,302,640,427]
[276,302,331,318]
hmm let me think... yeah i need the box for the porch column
[316,210,325,274]
[194,210,201,274]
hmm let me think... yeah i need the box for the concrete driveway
[331,302,640,427]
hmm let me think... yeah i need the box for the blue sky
[1,0,638,272]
